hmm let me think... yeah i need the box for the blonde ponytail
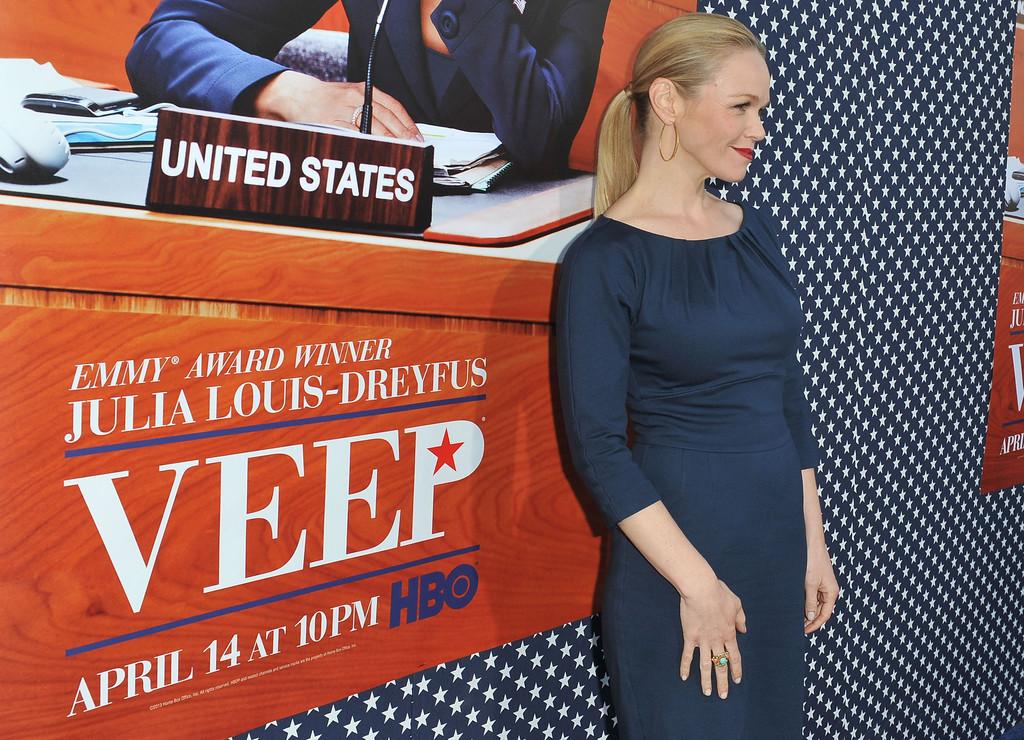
[593,89,639,217]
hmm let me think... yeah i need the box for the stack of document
[419,123,515,192]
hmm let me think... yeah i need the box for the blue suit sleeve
[125,0,336,112]
[555,235,663,527]
[431,0,610,176]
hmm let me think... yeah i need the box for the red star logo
[427,428,463,474]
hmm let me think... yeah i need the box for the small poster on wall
[981,6,1024,492]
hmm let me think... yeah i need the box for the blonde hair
[593,14,766,216]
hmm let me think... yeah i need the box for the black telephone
[21,87,139,117]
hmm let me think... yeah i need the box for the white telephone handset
[0,107,71,179]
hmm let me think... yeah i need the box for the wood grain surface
[0,199,559,324]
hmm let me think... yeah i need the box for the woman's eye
[736,103,768,117]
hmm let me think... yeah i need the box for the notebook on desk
[434,158,516,193]
[417,123,516,192]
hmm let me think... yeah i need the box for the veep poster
[981,5,1024,491]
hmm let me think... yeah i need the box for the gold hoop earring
[659,121,679,161]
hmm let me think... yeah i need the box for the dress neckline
[596,200,751,243]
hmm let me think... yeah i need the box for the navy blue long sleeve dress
[555,199,819,739]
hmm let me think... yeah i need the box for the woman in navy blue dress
[555,14,840,738]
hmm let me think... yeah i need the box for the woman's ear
[648,77,681,126]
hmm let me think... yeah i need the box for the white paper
[0,58,79,110]
[417,122,503,171]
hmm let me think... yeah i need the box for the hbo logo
[389,563,478,627]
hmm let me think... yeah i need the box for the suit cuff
[203,56,290,114]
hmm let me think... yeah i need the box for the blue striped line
[64,393,486,458]
[65,544,481,657]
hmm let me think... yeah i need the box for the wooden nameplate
[146,107,433,231]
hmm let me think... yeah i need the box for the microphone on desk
[360,0,391,135]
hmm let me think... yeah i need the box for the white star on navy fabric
[232,618,616,738]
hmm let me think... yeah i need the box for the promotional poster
[0,0,690,736]
[983,7,1024,492]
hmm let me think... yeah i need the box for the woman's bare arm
[618,501,718,597]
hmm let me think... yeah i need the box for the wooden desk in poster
[0,194,606,738]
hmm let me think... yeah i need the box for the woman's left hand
[803,541,839,634]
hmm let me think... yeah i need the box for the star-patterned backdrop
[235,0,1023,737]
[233,616,617,740]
